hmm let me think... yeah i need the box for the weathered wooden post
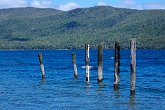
[98,44,103,83]
[85,44,90,82]
[130,39,136,95]
[114,41,120,90]
[72,52,78,79]
[38,53,45,79]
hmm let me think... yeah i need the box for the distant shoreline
[0,48,164,51]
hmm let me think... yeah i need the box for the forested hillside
[0,6,165,49]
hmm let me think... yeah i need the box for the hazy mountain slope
[0,6,164,49]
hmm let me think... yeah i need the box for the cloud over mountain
[97,1,106,6]
[0,0,27,8]
[31,0,53,8]
[58,2,80,11]
[0,0,164,10]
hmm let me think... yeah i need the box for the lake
[0,50,165,110]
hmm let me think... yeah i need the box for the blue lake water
[0,50,165,110]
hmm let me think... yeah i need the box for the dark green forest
[0,6,165,49]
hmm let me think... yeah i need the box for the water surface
[0,50,165,110]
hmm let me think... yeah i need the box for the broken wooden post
[72,52,78,79]
[98,44,103,83]
[130,39,136,95]
[85,44,90,82]
[114,41,120,90]
[38,53,45,79]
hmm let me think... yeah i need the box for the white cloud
[143,3,165,10]
[58,2,80,11]
[0,0,164,10]
[118,0,138,9]
[0,0,27,9]
[98,1,106,6]
[117,0,165,10]
[31,0,53,8]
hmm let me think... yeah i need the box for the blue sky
[0,0,165,10]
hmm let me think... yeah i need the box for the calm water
[0,50,165,110]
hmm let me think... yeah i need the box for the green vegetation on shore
[0,6,165,49]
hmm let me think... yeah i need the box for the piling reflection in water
[129,94,136,109]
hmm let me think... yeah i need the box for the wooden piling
[98,44,103,83]
[130,39,136,95]
[114,41,120,90]
[38,53,45,79]
[85,44,90,82]
[72,52,78,79]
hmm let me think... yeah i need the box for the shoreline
[0,48,165,51]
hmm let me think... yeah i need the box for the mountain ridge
[0,6,165,49]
